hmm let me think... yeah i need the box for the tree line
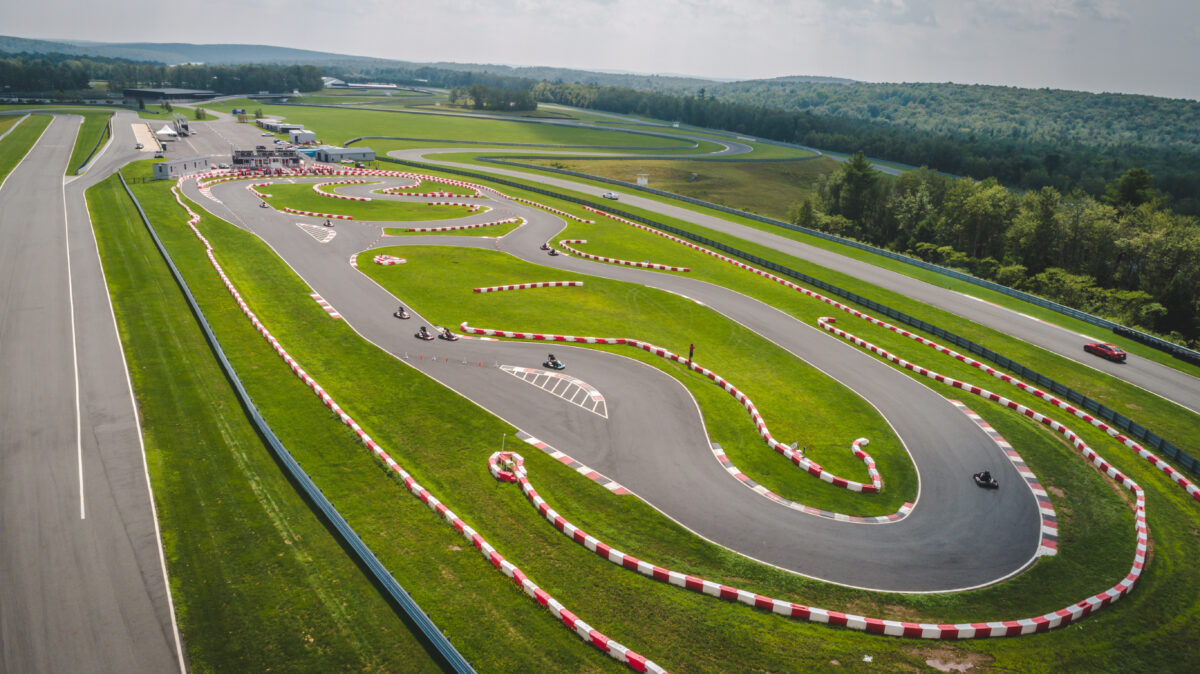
[531,81,1200,216]
[0,51,323,95]
[447,85,536,111]
[797,154,1200,344]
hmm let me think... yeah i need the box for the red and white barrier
[173,173,663,673]
[406,217,521,233]
[282,207,353,220]
[426,201,484,213]
[313,180,373,201]
[557,240,690,272]
[489,444,1123,640]
[507,196,594,222]
[374,255,406,266]
[461,321,880,493]
[473,281,583,293]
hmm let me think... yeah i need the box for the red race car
[1084,342,1127,362]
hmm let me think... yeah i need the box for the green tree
[1104,168,1159,209]
[1006,186,1063,273]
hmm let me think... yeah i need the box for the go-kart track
[2,106,1197,672]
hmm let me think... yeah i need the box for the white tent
[155,124,178,137]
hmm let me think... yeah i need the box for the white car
[602,192,619,200]
[261,132,273,136]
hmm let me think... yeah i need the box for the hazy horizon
[4,0,1197,100]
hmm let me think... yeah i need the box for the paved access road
[1,112,185,673]
[195,169,1042,592]
[394,148,1200,418]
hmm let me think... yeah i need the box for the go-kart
[540,243,550,251]
[259,201,270,208]
[548,249,559,256]
[973,471,999,489]
[394,309,410,319]
[414,328,435,341]
[322,219,334,228]
[437,328,459,342]
[544,357,565,371]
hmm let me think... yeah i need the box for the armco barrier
[461,322,881,493]
[116,171,473,673]
[73,110,113,175]
[380,157,1200,480]
[481,157,1200,365]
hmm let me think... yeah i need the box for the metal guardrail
[479,158,1200,365]
[117,171,474,673]
[74,112,113,175]
[382,156,1200,478]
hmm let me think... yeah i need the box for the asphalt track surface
[193,169,1043,592]
[1,112,186,672]
[392,148,1200,416]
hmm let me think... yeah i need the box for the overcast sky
[6,0,1199,99]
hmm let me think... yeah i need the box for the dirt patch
[911,647,992,672]
[1047,486,1065,499]
[842,599,925,623]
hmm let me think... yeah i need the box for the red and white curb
[176,175,665,674]
[568,210,1198,501]
[515,433,628,494]
[711,442,907,522]
[247,183,272,199]
[349,254,359,269]
[313,180,374,201]
[374,255,407,266]
[949,400,1058,556]
[407,217,521,233]
[426,201,485,213]
[460,322,881,493]
[309,293,341,318]
[489,441,1134,640]
[283,206,353,220]
[474,281,583,293]
[507,196,594,222]
[557,240,690,273]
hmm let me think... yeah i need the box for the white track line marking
[501,366,609,419]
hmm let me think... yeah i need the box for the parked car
[602,191,620,200]
[1084,342,1127,362]
[135,143,144,149]
[261,132,274,136]
[218,162,230,169]
[154,151,164,158]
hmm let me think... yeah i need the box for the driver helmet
[548,354,556,360]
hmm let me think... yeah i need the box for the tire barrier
[374,255,407,266]
[406,217,521,233]
[461,322,881,493]
[488,444,1130,640]
[282,206,353,220]
[171,173,657,673]
[556,240,690,273]
[383,189,473,198]
[313,180,373,201]
[474,281,583,293]
[125,174,471,671]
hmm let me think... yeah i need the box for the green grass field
[66,110,113,174]
[360,244,915,515]
[504,155,839,220]
[0,114,51,184]
[262,181,477,221]
[78,97,1200,671]
[140,167,1180,670]
[86,171,443,672]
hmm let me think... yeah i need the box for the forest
[447,84,536,111]
[800,154,1200,344]
[0,51,324,94]
[531,81,1200,216]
